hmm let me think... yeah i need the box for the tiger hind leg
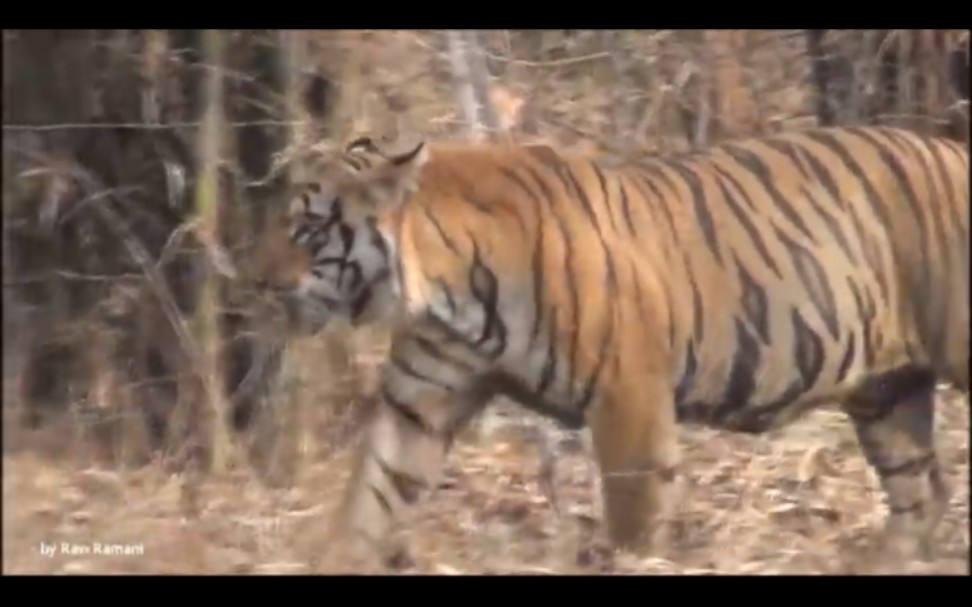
[841,366,950,560]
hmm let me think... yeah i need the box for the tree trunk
[446,30,499,141]
[806,29,836,126]
[704,29,757,140]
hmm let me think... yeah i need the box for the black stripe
[530,215,547,348]
[667,160,723,265]
[662,272,676,348]
[434,278,457,315]
[500,167,543,206]
[735,375,807,433]
[688,266,705,343]
[468,242,507,359]
[889,502,923,515]
[761,139,814,182]
[369,484,393,516]
[292,222,312,245]
[721,142,817,244]
[366,219,390,259]
[713,317,761,423]
[791,308,825,391]
[845,127,934,330]
[551,158,620,302]
[546,196,580,403]
[617,180,639,238]
[791,142,886,282]
[925,137,967,339]
[529,146,603,231]
[312,258,362,294]
[423,206,462,256]
[880,128,952,357]
[783,139,846,210]
[536,314,558,397]
[518,165,558,351]
[845,198,889,305]
[799,184,859,266]
[629,261,653,342]
[392,211,408,304]
[499,166,549,352]
[711,168,785,280]
[847,128,934,364]
[800,131,894,229]
[846,279,876,368]
[875,453,935,478]
[674,341,698,405]
[622,172,669,261]
[775,225,840,340]
[762,135,857,257]
[523,165,557,201]
[424,312,483,351]
[576,260,617,414]
[925,138,965,260]
[734,253,771,344]
[836,332,857,384]
[490,165,538,236]
[785,138,882,291]
[412,335,475,374]
[449,172,496,216]
[390,355,459,393]
[350,287,373,320]
[381,386,435,435]
[638,165,685,245]
[589,161,619,233]
[376,456,428,505]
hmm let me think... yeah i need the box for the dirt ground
[3,381,968,575]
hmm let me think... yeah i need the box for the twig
[483,51,612,68]
[2,119,305,132]
[51,164,203,376]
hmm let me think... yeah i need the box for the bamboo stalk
[193,28,232,474]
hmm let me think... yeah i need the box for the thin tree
[193,29,232,474]
[446,30,499,142]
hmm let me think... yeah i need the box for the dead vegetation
[4,363,968,574]
[3,29,969,575]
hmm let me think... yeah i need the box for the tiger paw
[321,528,414,573]
[318,531,385,573]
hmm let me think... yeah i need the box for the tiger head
[251,135,429,336]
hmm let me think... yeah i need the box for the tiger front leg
[587,370,681,559]
[325,356,483,571]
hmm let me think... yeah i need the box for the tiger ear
[387,140,428,170]
[372,140,428,198]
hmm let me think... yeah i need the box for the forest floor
[3,380,968,575]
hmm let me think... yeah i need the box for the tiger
[252,126,969,569]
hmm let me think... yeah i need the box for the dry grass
[3,336,968,575]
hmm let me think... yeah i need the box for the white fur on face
[286,189,399,333]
